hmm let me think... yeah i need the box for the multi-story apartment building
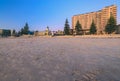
[72,5,117,34]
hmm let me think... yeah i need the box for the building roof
[73,11,98,16]
[73,5,116,16]
[104,4,116,8]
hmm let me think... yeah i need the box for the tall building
[72,5,117,34]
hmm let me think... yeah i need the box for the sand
[0,37,120,81]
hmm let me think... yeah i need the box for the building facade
[116,24,120,34]
[0,29,12,37]
[72,5,117,34]
[34,27,51,36]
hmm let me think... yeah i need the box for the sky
[0,0,120,31]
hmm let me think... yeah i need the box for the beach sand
[0,37,120,81]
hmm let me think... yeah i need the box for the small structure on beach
[0,29,12,37]
[34,27,51,36]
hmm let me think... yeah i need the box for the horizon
[0,0,120,31]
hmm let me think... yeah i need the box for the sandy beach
[0,37,120,81]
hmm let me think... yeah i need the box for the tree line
[0,15,117,37]
[64,15,117,35]
[12,23,34,37]
[0,23,34,37]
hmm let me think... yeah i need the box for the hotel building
[72,5,117,34]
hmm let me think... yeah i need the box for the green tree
[64,19,70,35]
[23,23,29,35]
[105,15,116,34]
[20,23,30,35]
[17,31,21,36]
[90,20,97,34]
[75,20,82,35]
[12,29,16,36]
[20,28,24,35]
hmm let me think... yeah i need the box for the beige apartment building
[72,5,117,34]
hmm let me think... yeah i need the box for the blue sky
[0,0,120,31]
